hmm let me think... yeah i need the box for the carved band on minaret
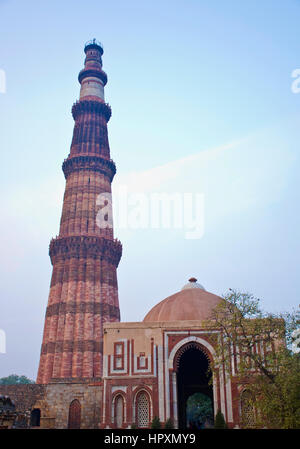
[62,155,116,181]
[41,340,104,355]
[45,301,120,318]
[72,100,111,121]
[78,68,107,86]
[49,235,122,266]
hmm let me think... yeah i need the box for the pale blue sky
[0,0,300,379]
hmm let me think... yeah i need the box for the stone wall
[0,382,102,428]
[42,382,102,429]
[0,384,46,427]
[0,384,45,412]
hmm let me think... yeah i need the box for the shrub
[151,416,161,429]
[164,418,174,429]
[214,409,228,428]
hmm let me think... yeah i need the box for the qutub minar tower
[0,40,268,429]
[37,39,122,384]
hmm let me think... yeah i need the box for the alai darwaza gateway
[102,277,239,429]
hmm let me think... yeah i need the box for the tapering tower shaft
[37,41,122,384]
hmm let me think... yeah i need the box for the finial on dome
[189,277,197,283]
[181,277,205,291]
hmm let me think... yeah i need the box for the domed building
[101,278,240,429]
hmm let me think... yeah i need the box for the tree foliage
[0,374,35,385]
[186,392,213,428]
[150,416,161,429]
[164,418,174,429]
[210,290,300,429]
[214,409,228,428]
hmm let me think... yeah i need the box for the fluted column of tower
[37,40,122,384]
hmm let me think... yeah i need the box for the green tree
[214,409,227,428]
[0,374,35,385]
[210,289,300,429]
[150,416,161,429]
[186,393,213,428]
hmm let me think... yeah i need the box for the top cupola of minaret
[78,39,107,101]
[84,39,104,65]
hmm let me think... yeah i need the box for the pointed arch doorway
[175,342,214,429]
[68,399,81,429]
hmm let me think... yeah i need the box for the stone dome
[143,278,222,322]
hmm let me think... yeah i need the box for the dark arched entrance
[68,399,81,429]
[176,343,213,429]
[30,408,41,427]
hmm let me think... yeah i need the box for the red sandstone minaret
[37,40,122,384]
